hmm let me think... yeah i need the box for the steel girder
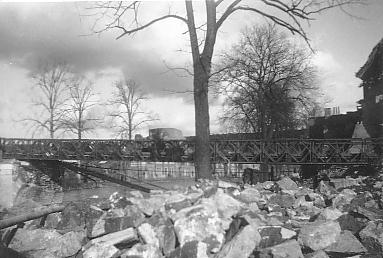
[0,137,382,165]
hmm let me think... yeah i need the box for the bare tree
[24,62,70,138]
[61,76,100,140]
[88,0,365,178]
[216,24,319,139]
[108,78,158,140]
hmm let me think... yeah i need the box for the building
[356,38,383,138]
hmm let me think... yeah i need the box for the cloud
[0,2,192,95]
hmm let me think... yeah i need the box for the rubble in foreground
[2,173,383,258]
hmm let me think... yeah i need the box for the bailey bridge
[1,137,382,165]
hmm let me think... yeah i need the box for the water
[0,160,195,216]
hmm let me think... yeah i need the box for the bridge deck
[1,138,382,165]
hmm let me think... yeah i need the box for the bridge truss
[1,138,382,165]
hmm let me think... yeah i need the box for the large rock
[298,221,341,251]
[138,223,160,248]
[337,214,367,234]
[276,177,298,191]
[83,227,138,257]
[316,207,343,221]
[216,224,261,258]
[210,188,245,219]
[359,220,383,254]
[9,228,84,257]
[56,202,86,231]
[257,239,304,258]
[268,194,295,208]
[332,189,357,211]
[89,205,145,238]
[121,243,163,258]
[171,200,226,253]
[325,230,367,255]
[129,195,167,216]
[168,241,209,258]
[237,187,262,203]
[330,178,360,190]
[154,219,177,257]
[304,250,329,258]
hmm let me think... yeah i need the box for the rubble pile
[2,174,383,258]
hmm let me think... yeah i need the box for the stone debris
[3,175,383,257]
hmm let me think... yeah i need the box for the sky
[0,0,383,138]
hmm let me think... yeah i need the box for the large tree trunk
[193,63,211,179]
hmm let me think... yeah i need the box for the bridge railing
[1,137,382,165]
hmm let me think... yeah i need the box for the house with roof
[356,38,383,138]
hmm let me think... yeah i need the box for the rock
[224,216,249,243]
[216,224,261,258]
[257,239,304,258]
[138,223,160,248]
[359,220,383,254]
[325,230,367,255]
[332,189,357,211]
[304,250,329,258]
[330,178,360,190]
[129,196,166,216]
[298,220,341,251]
[89,205,145,238]
[83,243,120,258]
[258,226,283,248]
[121,243,163,258]
[210,188,245,219]
[316,207,343,221]
[217,180,239,189]
[43,212,62,229]
[337,214,367,234]
[9,228,84,258]
[109,192,132,209]
[0,245,26,258]
[156,219,176,257]
[168,241,209,258]
[317,181,336,198]
[172,200,226,253]
[353,206,383,221]
[276,177,298,191]
[268,194,295,208]
[84,228,137,251]
[237,187,262,203]
[56,202,86,231]
[165,194,192,212]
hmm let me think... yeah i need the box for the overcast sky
[0,0,383,138]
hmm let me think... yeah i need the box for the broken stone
[168,241,209,258]
[298,220,341,251]
[156,219,176,257]
[216,224,261,258]
[43,212,62,229]
[56,202,86,231]
[276,176,298,191]
[138,223,160,248]
[330,178,360,190]
[268,193,295,208]
[257,239,304,258]
[359,220,383,254]
[165,194,192,212]
[325,230,367,255]
[83,227,138,251]
[83,243,120,258]
[316,207,343,221]
[237,187,262,203]
[258,226,283,248]
[210,188,245,219]
[172,200,226,253]
[121,243,163,258]
[305,250,330,258]
[9,228,84,258]
[332,188,357,211]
